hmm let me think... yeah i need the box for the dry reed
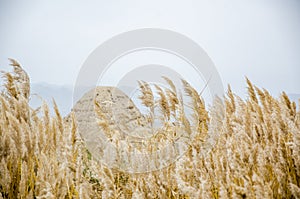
[0,59,299,198]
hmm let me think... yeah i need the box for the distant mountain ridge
[28,82,300,116]
[30,83,73,116]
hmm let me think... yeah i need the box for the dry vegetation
[0,59,300,198]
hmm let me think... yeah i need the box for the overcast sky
[0,0,299,98]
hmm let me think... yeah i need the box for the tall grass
[0,59,299,198]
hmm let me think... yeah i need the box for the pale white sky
[0,0,299,97]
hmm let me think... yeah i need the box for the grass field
[0,59,299,198]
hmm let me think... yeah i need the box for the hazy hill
[30,83,73,116]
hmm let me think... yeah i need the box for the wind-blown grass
[0,59,299,198]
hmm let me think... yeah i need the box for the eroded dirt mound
[65,87,152,154]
